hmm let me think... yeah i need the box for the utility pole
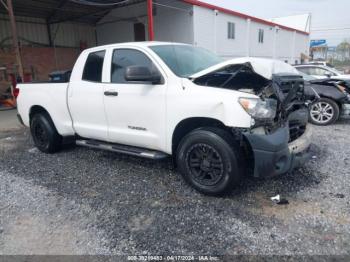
[2,0,24,80]
[147,0,154,41]
[272,26,278,60]
[246,18,251,57]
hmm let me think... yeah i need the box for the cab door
[102,48,167,150]
[68,50,109,141]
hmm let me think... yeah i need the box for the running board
[76,139,169,160]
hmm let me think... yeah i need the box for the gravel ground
[0,109,22,132]
[0,121,349,256]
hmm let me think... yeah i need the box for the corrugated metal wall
[49,22,96,47]
[0,14,48,46]
[0,14,96,48]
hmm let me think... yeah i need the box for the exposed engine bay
[193,62,308,142]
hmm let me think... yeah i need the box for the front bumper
[243,124,312,178]
[341,103,350,118]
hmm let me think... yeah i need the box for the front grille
[272,74,305,106]
[289,122,306,142]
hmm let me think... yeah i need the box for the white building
[97,0,310,64]
[0,0,311,83]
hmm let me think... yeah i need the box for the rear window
[82,50,105,82]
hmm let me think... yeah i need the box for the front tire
[176,128,242,196]
[309,98,339,126]
[30,112,62,153]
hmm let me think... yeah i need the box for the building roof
[0,0,145,24]
[270,14,311,33]
[182,0,309,35]
[0,0,309,35]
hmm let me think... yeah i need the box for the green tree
[336,40,350,61]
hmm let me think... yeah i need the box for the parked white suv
[17,42,312,195]
[295,64,350,80]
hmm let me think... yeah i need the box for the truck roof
[83,41,189,53]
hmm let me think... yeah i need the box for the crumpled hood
[190,57,299,80]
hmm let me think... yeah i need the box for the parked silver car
[295,64,350,80]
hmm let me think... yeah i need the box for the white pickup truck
[17,42,312,195]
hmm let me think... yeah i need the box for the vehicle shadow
[3,130,326,206]
[97,142,326,200]
[334,118,350,125]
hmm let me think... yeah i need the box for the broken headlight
[336,84,347,93]
[239,97,277,119]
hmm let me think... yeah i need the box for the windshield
[328,67,343,75]
[150,45,223,77]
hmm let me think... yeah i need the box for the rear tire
[30,112,62,153]
[176,128,242,196]
[309,98,339,126]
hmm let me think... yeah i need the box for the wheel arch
[326,96,342,112]
[317,95,342,109]
[29,105,59,132]
[29,105,50,120]
[171,117,232,162]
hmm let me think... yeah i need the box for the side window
[258,29,264,43]
[111,49,156,84]
[297,67,310,75]
[311,67,332,76]
[305,67,315,75]
[82,50,105,82]
[227,22,235,39]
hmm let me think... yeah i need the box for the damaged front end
[193,59,312,177]
[244,73,312,177]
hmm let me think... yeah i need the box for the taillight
[13,87,20,99]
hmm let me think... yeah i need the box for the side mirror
[324,72,332,78]
[125,66,161,84]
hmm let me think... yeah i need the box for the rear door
[102,47,167,150]
[68,50,109,141]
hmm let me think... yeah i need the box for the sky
[202,0,350,46]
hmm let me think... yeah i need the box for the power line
[153,2,191,13]
[69,0,131,7]
[313,27,350,31]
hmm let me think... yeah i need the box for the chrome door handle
[104,91,118,96]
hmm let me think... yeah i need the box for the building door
[134,23,146,41]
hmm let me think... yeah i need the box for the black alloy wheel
[176,128,242,195]
[30,112,62,153]
[186,143,224,186]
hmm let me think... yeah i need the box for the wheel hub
[33,122,48,147]
[310,102,334,124]
[200,159,211,171]
[186,143,224,186]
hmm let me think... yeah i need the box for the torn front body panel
[243,125,292,177]
[192,58,312,178]
[246,74,311,178]
[243,108,311,178]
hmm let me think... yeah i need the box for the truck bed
[17,83,75,136]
